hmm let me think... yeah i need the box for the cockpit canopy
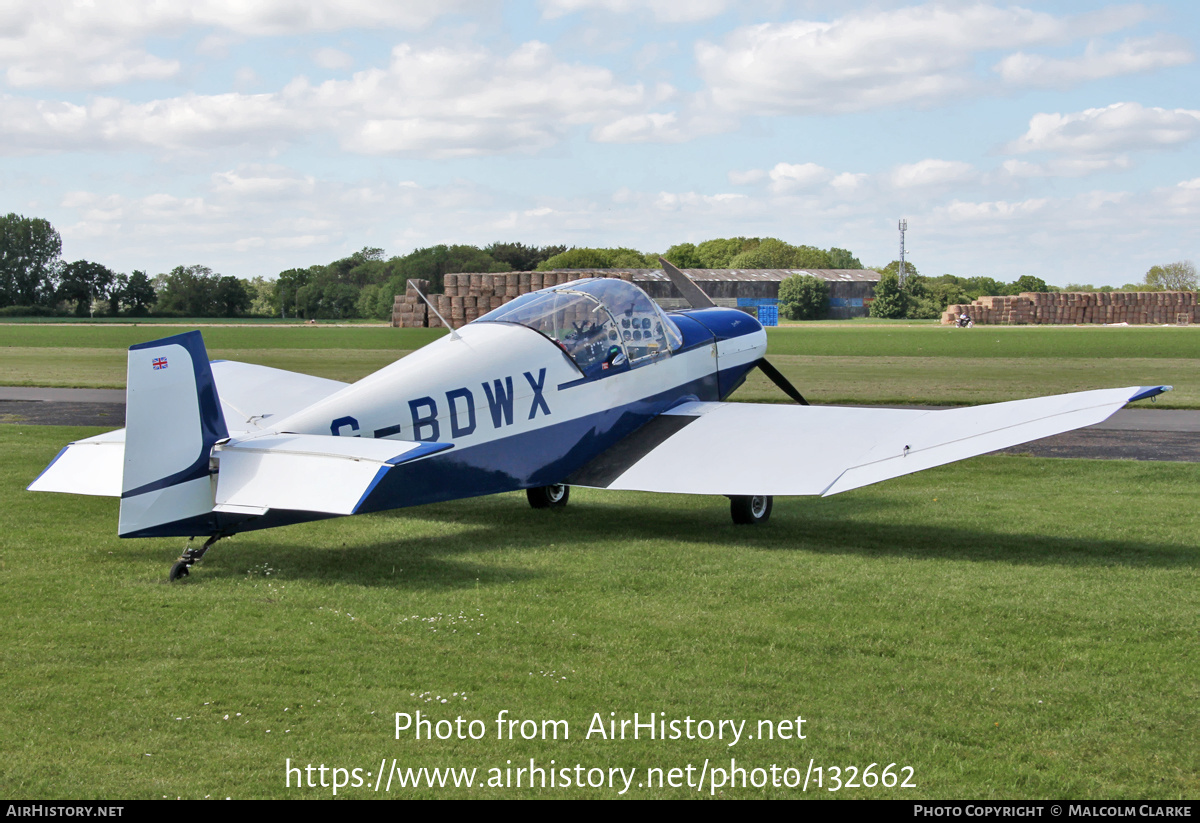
[473,278,683,373]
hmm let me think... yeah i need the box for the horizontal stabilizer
[214,434,451,516]
[573,386,1170,497]
[27,429,126,497]
[28,359,349,500]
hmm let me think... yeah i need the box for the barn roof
[547,268,881,283]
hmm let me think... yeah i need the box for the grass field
[2,321,1197,799]
[1,323,1196,407]
[2,426,1197,799]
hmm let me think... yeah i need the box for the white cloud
[56,171,493,277]
[210,166,317,198]
[996,35,1193,89]
[652,191,746,211]
[938,198,1050,223]
[890,159,977,189]
[233,66,261,90]
[1161,177,1200,218]
[313,48,354,71]
[0,41,660,158]
[0,91,305,154]
[999,155,1132,179]
[540,0,730,23]
[0,0,479,89]
[1008,102,1200,156]
[728,168,765,186]
[694,3,1156,116]
[829,172,869,192]
[4,51,179,89]
[326,41,652,156]
[591,112,682,143]
[768,162,833,193]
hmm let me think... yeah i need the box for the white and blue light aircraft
[29,261,1169,580]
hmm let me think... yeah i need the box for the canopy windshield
[474,278,682,372]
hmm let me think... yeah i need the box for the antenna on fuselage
[409,280,461,341]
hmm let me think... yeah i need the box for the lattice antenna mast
[898,219,908,289]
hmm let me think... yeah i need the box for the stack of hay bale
[941,292,1198,325]
[390,279,430,328]
[392,270,635,328]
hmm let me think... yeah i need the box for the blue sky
[2,0,1197,287]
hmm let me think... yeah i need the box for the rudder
[119,331,229,537]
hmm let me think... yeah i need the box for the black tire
[527,484,570,509]
[730,495,772,525]
[169,560,190,581]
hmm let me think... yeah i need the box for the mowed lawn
[1,322,1197,407]
[2,425,1197,799]
[2,322,1197,798]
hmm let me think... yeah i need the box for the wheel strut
[169,534,222,581]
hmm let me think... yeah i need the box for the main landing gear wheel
[169,560,190,581]
[730,495,772,525]
[527,484,570,509]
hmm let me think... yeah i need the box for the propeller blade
[658,256,716,309]
[757,358,809,405]
[656,257,805,404]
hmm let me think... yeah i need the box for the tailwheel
[730,495,772,525]
[168,534,222,582]
[527,484,570,509]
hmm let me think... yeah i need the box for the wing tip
[1129,385,1172,403]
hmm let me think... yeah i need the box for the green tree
[827,247,863,269]
[154,265,249,316]
[155,265,215,315]
[869,271,907,318]
[485,242,566,271]
[536,247,652,270]
[962,276,1005,299]
[392,244,509,292]
[778,274,829,320]
[900,276,944,319]
[119,270,156,315]
[107,273,127,315]
[875,260,922,284]
[1145,261,1197,291]
[662,242,702,269]
[729,239,834,269]
[1007,275,1050,294]
[695,237,760,268]
[274,267,313,318]
[356,283,390,320]
[57,260,115,316]
[246,276,276,316]
[214,275,251,317]
[0,213,62,307]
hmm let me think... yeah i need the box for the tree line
[863,261,1198,320]
[1,212,1192,321]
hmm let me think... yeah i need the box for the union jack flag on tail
[152,357,168,370]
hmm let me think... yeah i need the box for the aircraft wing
[567,386,1170,497]
[28,360,348,497]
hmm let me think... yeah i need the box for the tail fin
[119,331,229,537]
